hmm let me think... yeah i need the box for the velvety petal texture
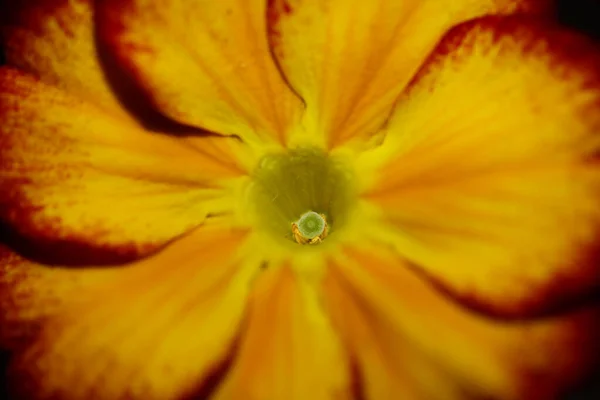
[1,1,599,400]
[362,16,600,318]
[267,0,553,148]
[3,225,254,400]
[0,245,114,349]
[0,68,246,264]
[324,245,600,400]
[0,0,135,120]
[213,266,351,400]
[97,0,303,146]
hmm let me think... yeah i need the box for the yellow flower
[1,0,600,399]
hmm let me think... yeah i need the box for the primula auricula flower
[0,0,600,399]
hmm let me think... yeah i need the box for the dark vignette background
[0,0,599,399]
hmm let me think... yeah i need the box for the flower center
[292,211,328,245]
[296,211,325,239]
[249,147,355,245]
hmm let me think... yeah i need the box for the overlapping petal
[0,0,137,121]
[362,16,600,318]
[0,245,114,348]
[324,246,600,400]
[213,266,351,400]
[268,0,553,148]
[1,2,598,400]
[97,0,304,146]
[3,225,254,400]
[0,68,247,264]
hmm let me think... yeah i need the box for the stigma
[291,211,329,245]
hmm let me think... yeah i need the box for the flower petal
[97,0,303,145]
[323,246,600,400]
[0,68,246,264]
[362,16,600,318]
[212,266,352,400]
[0,245,113,349]
[268,0,553,148]
[4,225,255,400]
[0,0,136,121]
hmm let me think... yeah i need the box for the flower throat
[250,148,355,245]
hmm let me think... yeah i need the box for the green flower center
[250,147,355,244]
[296,211,326,239]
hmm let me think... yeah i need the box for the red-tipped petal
[362,16,600,318]
[3,225,253,400]
[0,68,246,264]
[267,0,553,148]
[96,0,303,145]
[0,0,137,121]
[323,246,600,400]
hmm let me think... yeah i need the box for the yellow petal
[324,246,600,400]
[362,16,600,317]
[0,245,114,348]
[0,0,138,122]
[0,68,246,264]
[4,225,255,400]
[268,0,552,148]
[322,267,423,400]
[213,266,352,400]
[97,0,303,146]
